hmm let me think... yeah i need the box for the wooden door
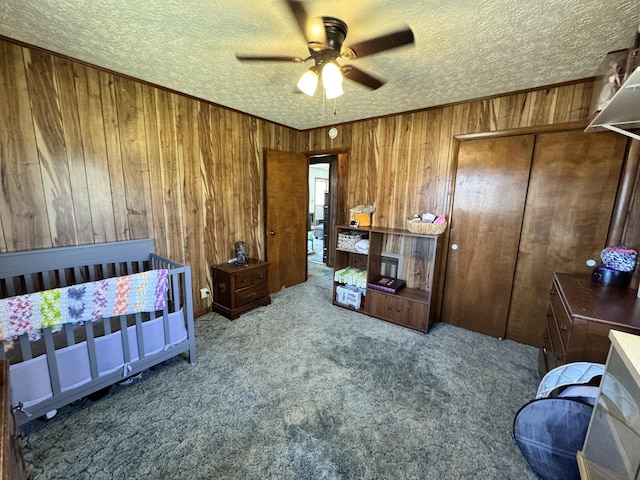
[265,149,308,293]
[441,135,535,338]
[506,131,627,345]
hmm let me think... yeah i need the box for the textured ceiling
[0,1,638,130]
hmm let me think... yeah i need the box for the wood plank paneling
[0,42,49,252]
[54,57,94,246]
[99,71,128,241]
[155,89,184,262]
[72,63,117,244]
[115,77,153,240]
[24,50,77,247]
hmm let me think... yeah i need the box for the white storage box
[336,285,362,309]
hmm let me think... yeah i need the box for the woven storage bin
[407,221,447,235]
[337,232,363,250]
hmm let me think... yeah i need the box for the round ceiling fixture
[328,127,338,139]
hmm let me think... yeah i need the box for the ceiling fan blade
[346,27,414,59]
[235,54,304,63]
[285,0,327,49]
[343,65,385,90]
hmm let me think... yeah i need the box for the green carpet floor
[21,263,540,479]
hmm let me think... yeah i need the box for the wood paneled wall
[0,39,305,315]
[2,37,638,319]
[304,83,597,229]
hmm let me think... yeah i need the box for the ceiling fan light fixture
[322,61,343,99]
[297,67,319,96]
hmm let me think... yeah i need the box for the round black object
[592,265,632,287]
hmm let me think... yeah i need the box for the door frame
[306,149,349,269]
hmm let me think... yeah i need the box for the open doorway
[308,160,330,264]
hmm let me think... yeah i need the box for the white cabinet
[578,330,640,479]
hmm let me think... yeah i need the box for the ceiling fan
[235,0,415,98]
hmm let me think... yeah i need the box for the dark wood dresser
[539,272,640,377]
[0,361,30,480]
[212,259,271,320]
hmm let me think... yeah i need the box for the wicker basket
[407,220,447,235]
[337,232,364,251]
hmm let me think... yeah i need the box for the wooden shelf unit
[332,225,442,333]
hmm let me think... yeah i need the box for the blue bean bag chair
[513,397,593,480]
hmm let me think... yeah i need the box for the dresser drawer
[539,324,560,377]
[546,312,566,365]
[549,284,572,349]
[366,290,428,331]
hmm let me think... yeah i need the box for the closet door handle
[267,230,276,236]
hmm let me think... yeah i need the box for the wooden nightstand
[212,259,271,320]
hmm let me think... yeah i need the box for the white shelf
[585,66,640,141]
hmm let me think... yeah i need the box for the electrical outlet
[200,287,210,299]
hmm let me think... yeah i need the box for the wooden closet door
[506,131,627,346]
[442,135,535,338]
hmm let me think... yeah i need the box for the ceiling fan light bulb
[322,62,343,86]
[297,68,318,96]
[324,82,344,99]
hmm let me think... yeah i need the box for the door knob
[267,230,276,236]
[451,243,458,250]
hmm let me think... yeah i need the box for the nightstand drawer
[236,284,269,307]
[235,267,268,290]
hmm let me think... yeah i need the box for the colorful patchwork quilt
[0,269,169,341]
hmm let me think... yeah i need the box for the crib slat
[84,321,99,380]
[72,266,82,284]
[57,268,68,287]
[5,278,17,297]
[103,317,112,335]
[64,324,75,346]
[24,274,35,294]
[162,306,170,346]
[171,272,181,312]
[120,316,132,364]
[43,328,62,395]
[19,334,32,361]
[135,313,145,359]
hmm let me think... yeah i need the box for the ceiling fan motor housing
[311,17,348,55]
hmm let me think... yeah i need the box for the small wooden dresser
[212,259,271,320]
[539,272,640,377]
